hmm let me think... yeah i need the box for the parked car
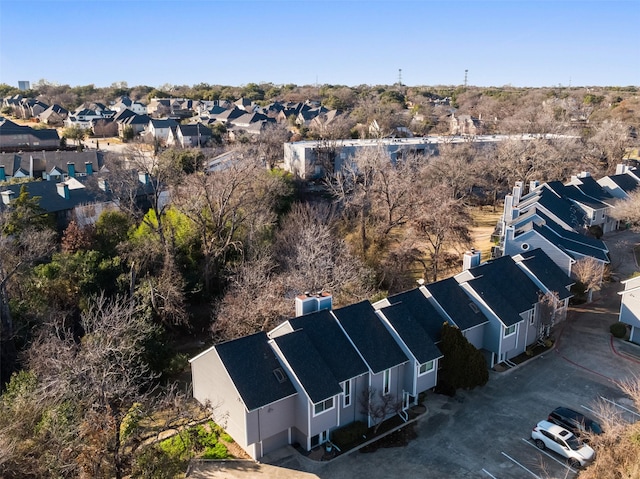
[531,420,595,468]
[548,407,603,437]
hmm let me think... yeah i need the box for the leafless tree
[255,123,291,169]
[412,185,473,282]
[572,256,604,302]
[609,189,640,229]
[583,119,636,175]
[359,387,402,434]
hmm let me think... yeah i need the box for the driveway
[189,230,640,479]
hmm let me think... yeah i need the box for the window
[313,397,334,416]
[418,361,434,375]
[529,313,535,326]
[521,243,530,251]
[342,380,351,407]
[383,369,391,395]
[504,324,516,337]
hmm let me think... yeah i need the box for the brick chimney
[295,291,333,317]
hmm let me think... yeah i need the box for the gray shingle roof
[288,310,368,382]
[272,330,342,404]
[534,223,610,262]
[332,301,408,374]
[387,288,447,342]
[215,331,297,411]
[516,248,574,300]
[425,278,489,331]
[378,302,443,364]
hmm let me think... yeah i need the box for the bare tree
[255,123,291,169]
[412,185,473,282]
[572,256,604,302]
[537,291,561,340]
[609,189,640,230]
[359,387,402,434]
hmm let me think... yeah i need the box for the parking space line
[481,468,499,478]
[581,404,605,420]
[501,451,541,478]
[521,438,577,474]
[601,396,640,419]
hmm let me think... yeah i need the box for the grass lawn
[469,205,502,263]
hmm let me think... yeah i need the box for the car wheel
[534,439,545,450]
[568,459,580,468]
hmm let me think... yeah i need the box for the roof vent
[273,368,286,384]
[468,302,480,314]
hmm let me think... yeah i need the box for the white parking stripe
[601,396,640,418]
[581,404,605,420]
[481,468,499,478]
[521,438,577,474]
[501,451,541,478]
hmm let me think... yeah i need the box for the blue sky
[1,1,638,89]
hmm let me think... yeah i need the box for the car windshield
[566,435,582,450]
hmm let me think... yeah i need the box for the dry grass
[469,205,502,263]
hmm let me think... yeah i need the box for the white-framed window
[504,324,517,337]
[383,369,391,395]
[529,313,535,326]
[418,360,434,376]
[521,243,530,251]
[313,397,334,416]
[342,380,351,407]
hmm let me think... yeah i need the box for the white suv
[531,420,595,468]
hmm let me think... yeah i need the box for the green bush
[610,322,628,338]
[331,421,368,449]
[202,442,229,459]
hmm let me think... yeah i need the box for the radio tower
[464,69,468,88]
[398,68,402,86]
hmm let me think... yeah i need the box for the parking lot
[189,230,640,479]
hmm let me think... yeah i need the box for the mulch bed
[359,423,418,453]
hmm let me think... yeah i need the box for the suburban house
[0,150,103,182]
[497,180,610,278]
[618,276,640,345]
[449,113,481,135]
[38,104,69,125]
[146,118,179,143]
[0,118,60,151]
[111,96,147,115]
[190,244,574,459]
[597,164,640,199]
[166,123,212,148]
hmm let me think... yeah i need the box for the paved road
[188,230,640,479]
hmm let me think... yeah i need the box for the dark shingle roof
[535,211,607,250]
[425,277,489,331]
[272,330,342,404]
[288,310,368,382]
[534,223,610,262]
[215,331,297,411]
[546,180,608,209]
[465,275,524,327]
[571,176,614,203]
[387,288,447,342]
[534,186,587,229]
[178,123,212,137]
[379,302,443,364]
[517,248,574,300]
[606,174,640,194]
[332,301,408,374]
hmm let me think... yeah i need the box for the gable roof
[425,277,489,331]
[515,248,574,300]
[533,223,610,262]
[214,331,296,411]
[331,300,408,374]
[386,288,447,342]
[463,274,526,327]
[546,180,608,210]
[570,175,615,203]
[534,210,607,250]
[272,330,342,404]
[378,302,443,364]
[288,309,368,382]
[603,173,640,194]
[530,185,587,229]
[178,123,212,137]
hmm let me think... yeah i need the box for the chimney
[56,182,70,199]
[512,181,524,205]
[138,172,150,185]
[616,164,631,175]
[463,249,482,271]
[67,162,76,178]
[503,194,519,222]
[529,180,539,193]
[98,178,110,192]
[85,161,93,175]
[0,165,5,181]
[578,171,591,178]
[1,190,15,205]
[295,291,333,317]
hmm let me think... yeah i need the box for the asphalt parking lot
[188,229,640,479]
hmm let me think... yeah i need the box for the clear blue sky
[1,0,638,89]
